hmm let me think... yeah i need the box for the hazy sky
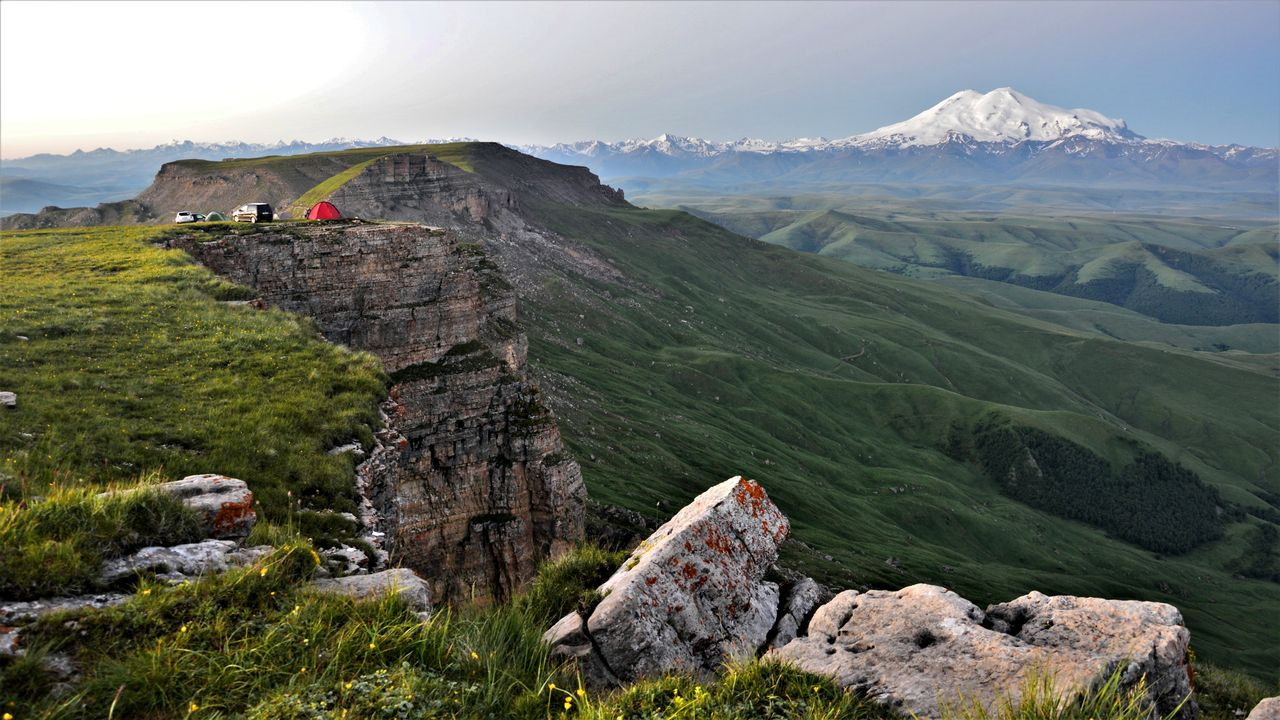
[2,0,1278,158]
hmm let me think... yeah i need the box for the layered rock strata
[169,222,585,604]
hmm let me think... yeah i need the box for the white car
[174,211,205,224]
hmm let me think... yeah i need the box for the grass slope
[0,226,387,538]
[494,201,1280,678]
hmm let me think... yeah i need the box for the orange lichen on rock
[212,492,256,536]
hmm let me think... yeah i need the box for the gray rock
[767,577,821,650]
[769,584,1196,719]
[0,391,15,408]
[1,593,130,626]
[986,591,1196,718]
[544,476,789,686]
[1248,697,1280,720]
[326,442,366,458]
[156,474,257,539]
[0,626,21,657]
[316,545,370,578]
[312,568,432,614]
[99,540,273,584]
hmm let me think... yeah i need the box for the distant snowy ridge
[518,88,1275,159]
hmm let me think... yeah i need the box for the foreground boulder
[156,474,256,539]
[312,568,433,616]
[768,584,1195,719]
[986,591,1194,718]
[544,476,788,686]
[1248,697,1280,720]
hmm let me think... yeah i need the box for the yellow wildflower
[577,688,586,697]
[300,666,307,673]
[259,566,269,577]
[563,698,572,710]
[188,701,199,712]
[180,624,188,633]
[369,642,376,649]
[548,683,556,691]
[4,713,13,720]
[141,588,152,596]
[470,650,479,660]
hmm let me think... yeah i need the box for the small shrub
[1193,661,1276,720]
[517,544,628,623]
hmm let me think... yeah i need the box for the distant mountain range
[1,88,1275,216]
[519,89,1277,191]
[0,137,467,214]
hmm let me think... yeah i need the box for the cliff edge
[167,221,586,603]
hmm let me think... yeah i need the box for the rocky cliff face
[168,221,586,603]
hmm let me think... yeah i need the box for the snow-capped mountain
[842,87,1141,148]
[520,89,1276,191]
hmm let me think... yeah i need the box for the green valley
[634,191,1278,326]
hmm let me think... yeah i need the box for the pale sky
[2,0,1278,158]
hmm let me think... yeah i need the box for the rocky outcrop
[548,477,1199,718]
[767,587,1195,719]
[154,474,257,539]
[312,568,433,616]
[99,540,272,585]
[544,476,788,686]
[986,591,1194,718]
[169,222,585,604]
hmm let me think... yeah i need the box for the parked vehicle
[174,211,204,224]
[232,203,274,223]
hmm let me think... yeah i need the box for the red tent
[306,201,342,220]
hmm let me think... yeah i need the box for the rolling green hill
[640,194,1279,326]
[425,156,1278,676]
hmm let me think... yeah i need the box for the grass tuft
[0,477,203,598]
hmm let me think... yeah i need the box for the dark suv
[232,203,274,223]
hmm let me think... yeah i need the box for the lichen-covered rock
[1248,697,1280,720]
[171,223,586,605]
[986,591,1195,718]
[545,476,788,687]
[767,576,821,650]
[769,584,1196,719]
[312,568,432,615]
[0,391,16,408]
[155,474,256,539]
[98,540,273,585]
